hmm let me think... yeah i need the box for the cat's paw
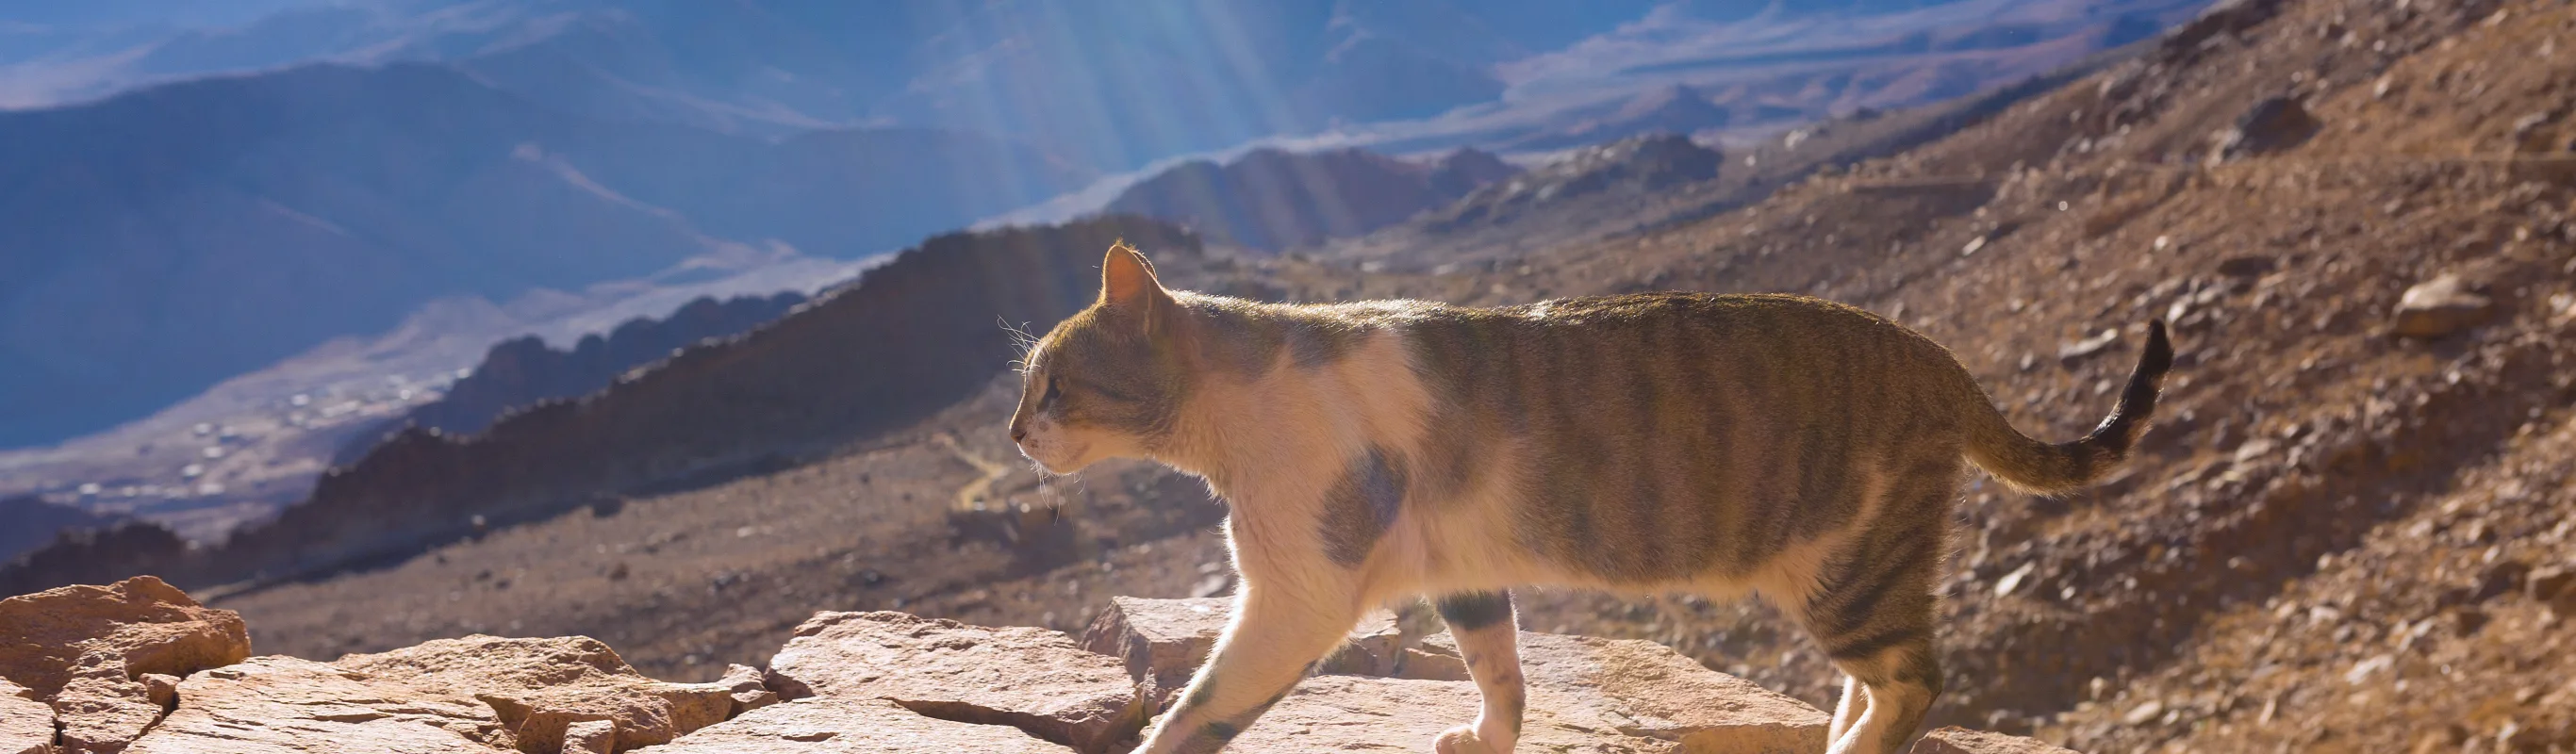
[1433,725,1504,754]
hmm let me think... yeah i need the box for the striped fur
[1009,244,2171,754]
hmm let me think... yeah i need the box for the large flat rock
[123,655,506,754]
[767,611,1145,754]
[640,697,1077,753]
[1412,631,1827,751]
[336,635,753,753]
[0,576,252,754]
[1100,598,1825,752]
[1230,674,1661,753]
[1910,728,2082,754]
[1077,597,1404,710]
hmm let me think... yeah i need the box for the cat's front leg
[1132,580,1362,754]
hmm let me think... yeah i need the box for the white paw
[1434,725,1504,754]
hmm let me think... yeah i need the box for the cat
[1009,243,2171,754]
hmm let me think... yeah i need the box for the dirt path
[936,432,1016,510]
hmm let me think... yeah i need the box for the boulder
[2216,95,2320,159]
[1078,597,1403,710]
[334,635,751,753]
[767,612,1145,754]
[123,655,505,754]
[0,576,252,754]
[1911,727,2082,753]
[643,698,1076,753]
[3,678,52,754]
[2391,273,2494,337]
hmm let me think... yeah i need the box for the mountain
[1509,84,1737,151]
[1102,147,1518,251]
[384,291,809,445]
[0,495,118,565]
[0,62,1093,449]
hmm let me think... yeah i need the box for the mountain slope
[0,62,1091,448]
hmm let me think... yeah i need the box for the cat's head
[1010,242,1191,473]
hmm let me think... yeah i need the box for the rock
[768,612,1145,754]
[335,635,746,753]
[1079,597,1405,710]
[1409,631,1828,751]
[0,576,252,754]
[644,698,1075,753]
[2217,95,2320,158]
[2056,329,2122,366]
[3,678,52,754]
[124,655,505,754]
[714,664,779,713]
[559,721,616,754]
[2525,566,2572,602]
[2391,274,2494,337]
[140,674,178,710]
[2122,699,2166,725]
[2216,255,2276,277]
[1911,727,2083,753]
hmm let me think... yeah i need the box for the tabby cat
[1008,243,2171,754]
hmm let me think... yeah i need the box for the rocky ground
[4,577,2068,754]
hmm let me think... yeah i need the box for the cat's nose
[1009,419,1029,444]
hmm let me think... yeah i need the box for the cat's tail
[1959,320,2173,495]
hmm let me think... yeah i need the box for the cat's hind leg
[1792,467,1953,754]
[1430,590,1524,754]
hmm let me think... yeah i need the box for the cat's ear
[1099,241,1172,315]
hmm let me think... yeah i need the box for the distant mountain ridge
[0,215,1200,596]
[1103,147,1519,251]
[384,290,809,445]
[0,61,1092,448]
[0,496,118,565]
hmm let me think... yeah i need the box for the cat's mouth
[1016,437,1090,476]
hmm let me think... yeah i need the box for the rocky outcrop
[767,612,1145,753]
[1105,147,1517,251]
[128,655,510,753]
[388,292,807,442]
[0,216,1201,596]
[4,579,2076,753]
[335,636,762,753]
[0,577,252,754]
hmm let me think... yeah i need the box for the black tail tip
[2140,320,2174,378]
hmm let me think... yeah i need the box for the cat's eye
[1041,376,1063,406]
